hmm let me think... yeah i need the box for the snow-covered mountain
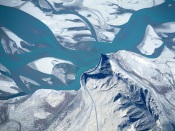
[1,47,175,131]
[1,0,175,131]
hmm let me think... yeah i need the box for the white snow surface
[137,25,163,55]
[1,0,175,131]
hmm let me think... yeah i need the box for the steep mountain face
[1,0,175,131]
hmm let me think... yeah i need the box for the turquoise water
[0,1,175,99]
